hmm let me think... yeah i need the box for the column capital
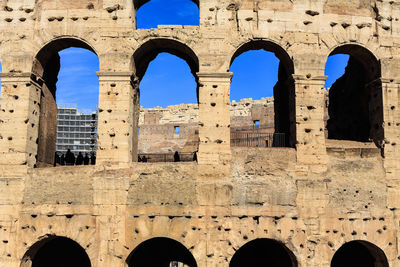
[197,72,233,81]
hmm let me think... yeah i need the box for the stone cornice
[196,72,233,82]
[96,71,135,82]
[0,72,31,79]
[292,74,328,81]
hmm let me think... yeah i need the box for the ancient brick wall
[138,98,274,153]
[0,0,399,266]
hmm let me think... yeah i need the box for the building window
[254,120,260,129]
[174,126,180,135]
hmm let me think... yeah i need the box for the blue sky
[325,54,349,88]
[136,0,199,29]
[230,50,279,102]
[5,0,348,111]
[56,48,99,111]
[140,53,197,107]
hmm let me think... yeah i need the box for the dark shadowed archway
[21,236,91,267]
[229,40,296,147]
[126,237,197,267]
[331,240,389,267]
[229,238,298,267]
[325,44,383,146]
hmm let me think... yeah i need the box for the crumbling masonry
[138,98,275,153]
[0,0,400,266]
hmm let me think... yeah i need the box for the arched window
[126,237,197,267]
[21,236,91,267]
[133,39,199,162]
[325,45,383,146]
[229,41,295,148]
[135,0,199,29]
[331,241,389,267]
[32,38,99,168]
[230,238,297,267]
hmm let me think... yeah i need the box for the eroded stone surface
[0,0,399,266]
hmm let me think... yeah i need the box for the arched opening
[135,0,199,29]
[230,238,298,267]
[325,45,383,147]
[229,40,295,148]
[126,237,197,267]
[32,38,99,168]
[21,236,91,267]
[133,39,200,162]
[331,240,389,267]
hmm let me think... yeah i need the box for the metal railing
[230,131,286,148]
[138,152,197,163]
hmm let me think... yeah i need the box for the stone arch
[21,235,91,267]
[32,37,99,168]
[33,37,97,76]
[132,38,199,83]
[126,237,198,267]
[324,44,383,146]
[331,240,389,267]
[229,238,298,267]
[229,40,294,74]
[228,40,296,147]
[325,43,380,81]
[133,0,199,11]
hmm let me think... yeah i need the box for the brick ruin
[0,0,400,266]
[138,97,275,154]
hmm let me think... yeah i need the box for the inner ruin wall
[0,0,399,266]
[138,98,275,153]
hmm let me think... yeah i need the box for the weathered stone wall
[0,0,399,266]
[0,149,397,267]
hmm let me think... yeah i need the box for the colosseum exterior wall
[0,0,400,266]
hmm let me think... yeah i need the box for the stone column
[381,79,400,178]
[293,75,328,175]
[0,73,41,175]
[96,72,138,166]
[197,72,233,167]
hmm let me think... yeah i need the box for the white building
[56,106,98,156]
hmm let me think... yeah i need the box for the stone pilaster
[0,73,41,175]
[381,79,400,179]
[197,72,233,167]
[96,72,137,166]
[293,75,328,175]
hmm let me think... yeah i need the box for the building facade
[56,107,98,156]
